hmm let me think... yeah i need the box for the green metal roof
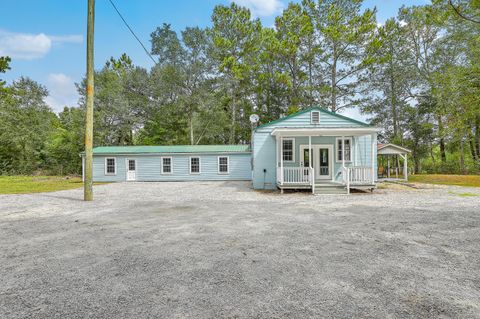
[91,144,251,155]
[254,106,371,130]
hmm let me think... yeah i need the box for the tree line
[0,0,479,175]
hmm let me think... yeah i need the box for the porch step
[314,184,348,195]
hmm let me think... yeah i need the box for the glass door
[317,148,330,179]
[303,148,313,168]
[303,148,313,180]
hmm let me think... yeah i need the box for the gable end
[254,106,370,131]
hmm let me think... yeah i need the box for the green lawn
[409,174,480,188]
[0,176,103,194]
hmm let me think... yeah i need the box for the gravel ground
[0,181,479,319]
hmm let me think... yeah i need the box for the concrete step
[314,185,348,195]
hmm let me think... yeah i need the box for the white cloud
[44,73,79,112]
[231,0,283,17]
[341,107,369,123]
[48,35,83,43]
[0,30,83,60]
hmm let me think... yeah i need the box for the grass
[448,191,479,197]
[0,176,105,195]
[409,174,480,188]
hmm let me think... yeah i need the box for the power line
[107,0,157,64]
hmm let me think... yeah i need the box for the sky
[1,0,427,120]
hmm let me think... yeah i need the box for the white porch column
[403,154,408,181]
[341,136,345,168]
[280,136,284,185]
[275,135,279,182]
[308,136,312,169]
[371,133,376,183]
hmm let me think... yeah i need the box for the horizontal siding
[90,154,252,182]
[252,132,277,189]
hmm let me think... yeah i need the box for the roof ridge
[86,144,251,155]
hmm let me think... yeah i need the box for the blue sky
[1,0,426,116]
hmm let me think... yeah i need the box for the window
[311,111,320,124]
[128,159,136,171]
[336,138,352,162]
[218,156,229,174]
[105,157,116,175]
[282,138,295,162]
[161,157,172,174]
[190,157,200,174]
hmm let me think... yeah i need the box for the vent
[311,111,320,124]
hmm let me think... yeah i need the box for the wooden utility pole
[84,0,95,201]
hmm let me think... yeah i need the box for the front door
[302,147,313,180]
[301,145,333,181]
[126,159,136,181]
[317,147,331,180]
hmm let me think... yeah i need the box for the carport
[377,143,411,181]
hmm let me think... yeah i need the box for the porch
[271,127,379,194]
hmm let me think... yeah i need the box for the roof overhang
[377,143,411,154]
[270,127,381,137]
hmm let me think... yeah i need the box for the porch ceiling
[271,127,381,137]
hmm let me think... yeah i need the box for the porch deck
[276,166,376,194]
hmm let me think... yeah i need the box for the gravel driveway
[1,181,479,318]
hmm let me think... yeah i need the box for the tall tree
[148,25,221,145]
[432,0,480,167]
[446,0,480,23]
[151,23,185,66]
[0,77,57,174]
[399,5,449,162]
[303,0,378,112]
[78,54,149,146]
[210,3,262,143]
[363,19,413,142]
[274,3,316,109]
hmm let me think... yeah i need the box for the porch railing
[277,167,313,185]
[348,166,374,185]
